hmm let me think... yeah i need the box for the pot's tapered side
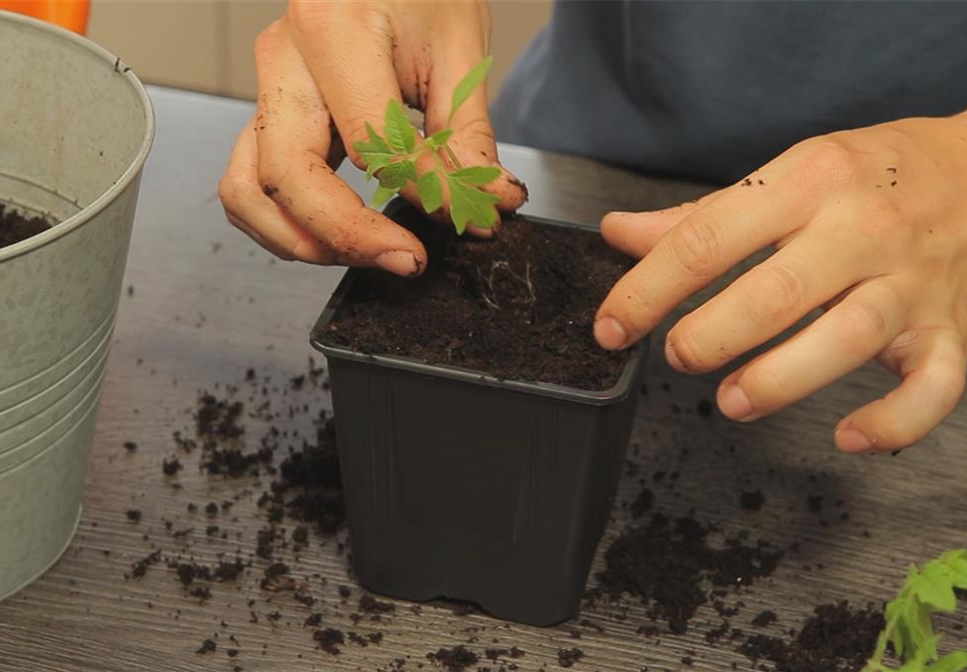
[312,249,647,626]
[0,10,154,600]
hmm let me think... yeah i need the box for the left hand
[594,115,967,453]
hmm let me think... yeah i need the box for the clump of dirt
[192,393,274,477]
[594,512,783,634]
[313,627,345,655]
[752,609,778,627]
[740,490,765,511]
[427,645,479,672]
[629,488,654,517]
[262,410,345,533]
[321,203,633,390]
[740,601,884,671]
[0,204,50,249]
[557,647,585,668]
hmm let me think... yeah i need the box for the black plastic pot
[310,216,648,626]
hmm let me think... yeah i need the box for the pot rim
[0,10,156,264]
[310,215,648,406]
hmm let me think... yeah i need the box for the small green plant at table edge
[353,56,502,235]
[863,549,967,671]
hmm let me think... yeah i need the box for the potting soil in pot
[0,203,51,248]
[322,203,632,390]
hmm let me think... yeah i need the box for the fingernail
[665,340,686,371]
[467,224,495,239]
[718,384,754,420]
[835,428,872,453]
[375,250,419,276]
[594,317,628,350]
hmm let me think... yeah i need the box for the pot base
[0,505,80,603]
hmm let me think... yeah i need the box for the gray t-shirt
[491,1,967,183]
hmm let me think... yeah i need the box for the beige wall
[87,1,551,100]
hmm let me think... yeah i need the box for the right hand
[218,1,528,276]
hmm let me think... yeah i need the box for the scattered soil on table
[557,647,585,668]
[321,202,633,390]
[740,490,765,511]
[195,638,217,654]
[427,645,479,671]
[0,204,51,249]
[751,609,778,627]
[118,348,889,670]
[740,601,884,671]
[629,488,654,516]
[593,511,783,634]
[314,627,345,655]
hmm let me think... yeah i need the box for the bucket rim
[0,9,156,263]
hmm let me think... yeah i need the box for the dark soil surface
[0,204,51,249]
[740,601,884,671]
[321,202,633,390]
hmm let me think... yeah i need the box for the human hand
[218,1,526,275]
[595,115,967,452]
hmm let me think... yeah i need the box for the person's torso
[491,0,967,183]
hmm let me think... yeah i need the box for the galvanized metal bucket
[0,10,154,600]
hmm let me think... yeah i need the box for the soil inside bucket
[0,204,52,249]
[320,202,633,390]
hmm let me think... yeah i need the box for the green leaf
[425,129,453,149]
[451,166,501,185]
[370,185,398,209]
[384,99,416,153]
[447,173,500,234]
[927,651,967,672]
[915,563,957,611]
[375,160,417,190]
[354,123,396,179]
[416,171,443,214]
[360,153,393,179]
[364,121,391,153]
[940,551,967,590]
[449,55,493,122]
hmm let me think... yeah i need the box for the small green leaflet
[384,99,416,153]
[425,129,453,149]
[371,185,398,209]
[447,173,500,234]
[449,55,493,123]
[927,651,967,672]
[374,160,417,190]
[416,171,443,214]
[915,563,958,611]
[354,122,395,178]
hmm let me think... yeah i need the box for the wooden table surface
[0,87,964,672]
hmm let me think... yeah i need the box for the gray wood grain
[0,87,964,672]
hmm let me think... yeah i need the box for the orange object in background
[0,0,89,34]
